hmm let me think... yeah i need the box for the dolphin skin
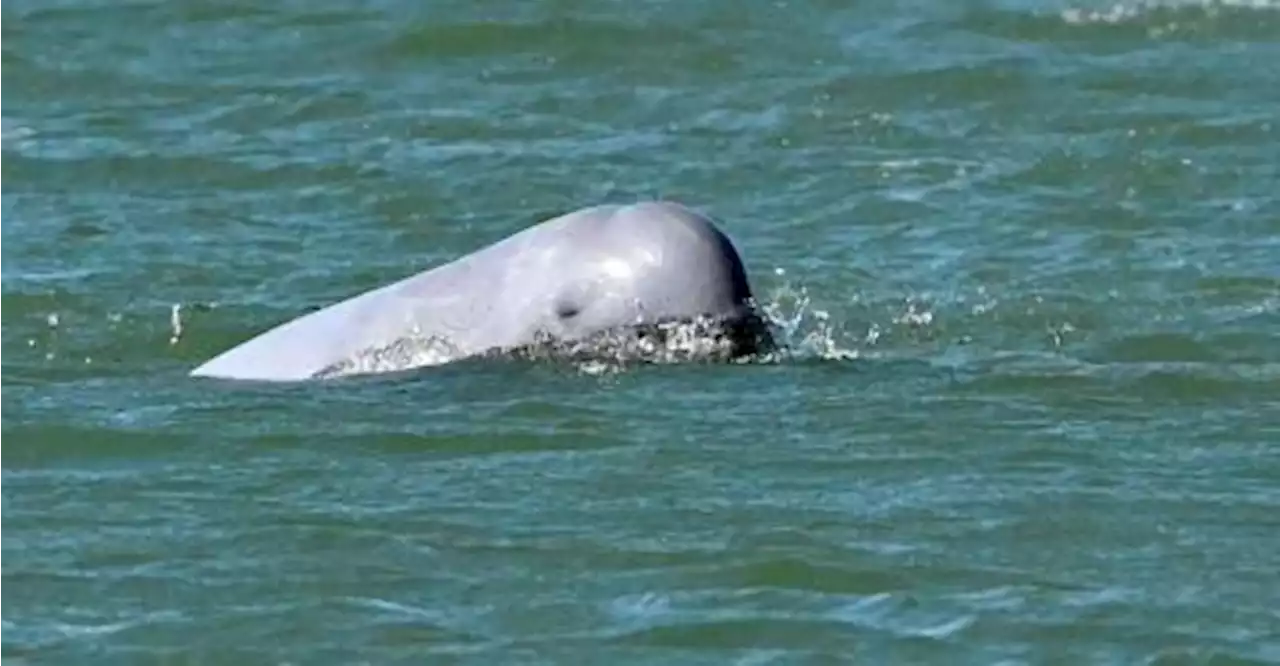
[191,201,772,381]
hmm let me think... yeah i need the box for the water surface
[3,0,1279,663]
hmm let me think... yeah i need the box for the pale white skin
[190,201,761,381]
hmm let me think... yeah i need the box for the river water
[3,0,1279,663]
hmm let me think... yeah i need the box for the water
[3,0,1279,663]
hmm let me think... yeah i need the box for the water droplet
[169,304,184,345]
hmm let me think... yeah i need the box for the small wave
[1060,0,1280,26]
[1142,645,1280,664]
[3,610,187,653]
[1054,0,1280,44]
[608,592,672,624]
[343,596,455,624]
[2,117,37,144]
[831,596,977,641]
[600,589,975,651]
[959,0,1280,45]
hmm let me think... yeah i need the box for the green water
[3,0,1279,663]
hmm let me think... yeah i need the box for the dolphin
[191,201,772,381]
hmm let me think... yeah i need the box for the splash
[758,273,862,362]
[314,327,466,379]
[505,314,768,370]
[169,304,184,346]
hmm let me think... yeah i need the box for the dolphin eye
[555,301,581,319]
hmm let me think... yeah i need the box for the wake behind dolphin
[191,201,773,381]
